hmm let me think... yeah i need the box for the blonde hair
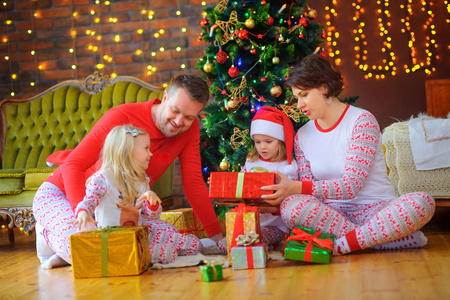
[99,125,150,205]
[246,139,287,162]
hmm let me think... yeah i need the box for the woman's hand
[138,190,162,206]
[261,171,302,206]
[72,210,97,232]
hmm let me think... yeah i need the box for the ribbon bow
[236,230,260,246]
[286,227,335,262]
[200,260,222,281]
[125,127,139,137]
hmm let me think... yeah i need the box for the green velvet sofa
[0,72,174,242]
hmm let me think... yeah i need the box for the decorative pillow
[0,169,25,195]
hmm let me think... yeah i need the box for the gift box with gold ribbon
[209,172,276,206]
[199,261,223,282]
[225,203,260,263]
[70,226,151,279]
[160,208,208,239]
[283,227,336,264]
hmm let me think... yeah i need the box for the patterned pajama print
[282,106,435,252]
[33,182,201,264]
[281,192,434,250]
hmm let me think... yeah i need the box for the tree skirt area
[149,246,284,270]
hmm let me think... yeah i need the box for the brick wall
[0,0,215,209]
[0,0,214,99]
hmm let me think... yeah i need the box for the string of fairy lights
[1,0,211,97]
[324,0,446,79]
[1,0,449,96]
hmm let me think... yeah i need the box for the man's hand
[261,171,302,206]
[209,232,224,243]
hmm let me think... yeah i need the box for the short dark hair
[167,75,210,105]
[285,54,344,98]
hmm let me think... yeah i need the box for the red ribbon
[246,246,254,269]
[286,228,335,262]
[230,203,258,250]
[178,212,203,237]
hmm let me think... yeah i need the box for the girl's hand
[138,190,162,207]
[72,210,97,232]
[260,171,302,206]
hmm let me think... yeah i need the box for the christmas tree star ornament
[231,127,250,150]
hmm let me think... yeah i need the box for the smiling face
[252,134,282,161]
[133,133,152,170]
[291,85,329,120]
[155,88,204,138]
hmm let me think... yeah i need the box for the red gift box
[209,172,275,206]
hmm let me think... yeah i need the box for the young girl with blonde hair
[37,125,205,268]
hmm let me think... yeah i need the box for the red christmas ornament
[266,16,274,25]
[198,34,203,41]
[237,29,249,40]
[216,50,228,64]
[299,17,309,27]
[251,107,256,113]
[250,48,256,55]
[321,33,326,39]
[200,18,208,27]
[261,0,266,4]
[299,33,304,39]
[261,77,267,82]
[228,66,239,78]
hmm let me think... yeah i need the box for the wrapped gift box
[199,262,223,282]
[225,204,260,263]
[70,226,150,279]
[160,208,208,239]
[231,245,268,270]
[209,172,276,206]
[283,227,336,264]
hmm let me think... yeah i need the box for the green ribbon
[101,232,108,276]
[90,226,149,276]
[235,173,245,199]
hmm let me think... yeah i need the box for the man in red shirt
[33,75,223,267]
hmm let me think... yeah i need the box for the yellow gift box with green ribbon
[209,172,276,206]
[70,226,151,279]
[160,208,208,238]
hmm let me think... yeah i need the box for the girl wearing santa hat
[242,106,298,249]
[261,54,435,255]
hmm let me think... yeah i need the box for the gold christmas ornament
[278,104,302,123]
[203,62,213,73]
[227,99,239,109]
[272,56,280,64]
[307,9,318,20]
[230,127,249,150]
[245,18,255,29]
[270,85,282,97]
[220,158,231,170]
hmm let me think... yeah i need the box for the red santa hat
[250,106,296,176]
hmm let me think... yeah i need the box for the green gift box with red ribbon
[209,172,276,206]
[283,227,336,264]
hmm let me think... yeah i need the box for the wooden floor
[2,207,450,300]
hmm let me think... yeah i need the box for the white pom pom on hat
[250,106,295,167]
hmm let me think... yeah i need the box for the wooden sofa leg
[8,227,14,243]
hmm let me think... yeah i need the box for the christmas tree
[196,0,326,177]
